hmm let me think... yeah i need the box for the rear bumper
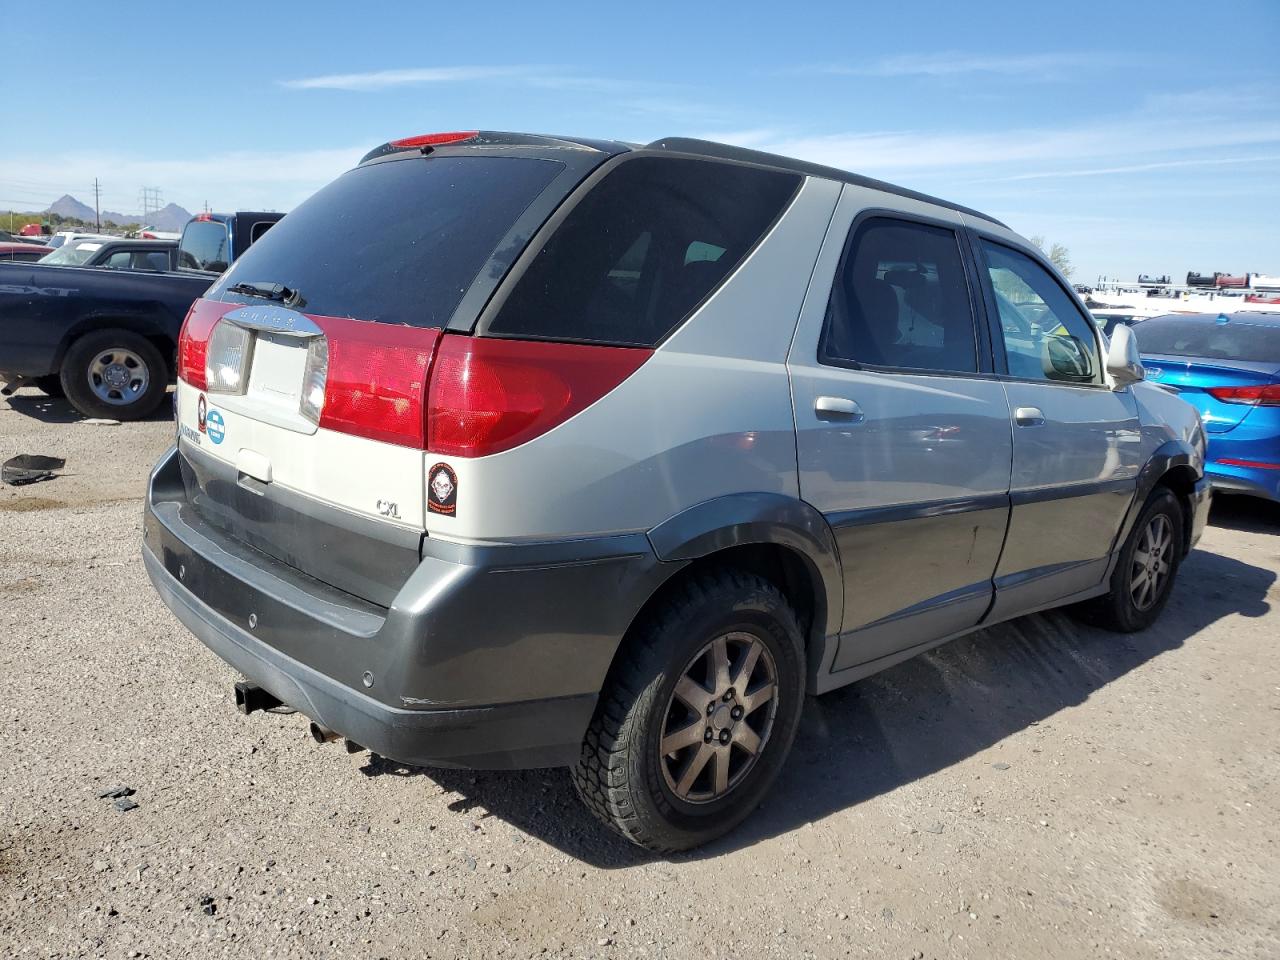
[1207,462,1280,503]
[143,446,675,769]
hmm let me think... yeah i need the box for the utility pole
[93,178,102,231]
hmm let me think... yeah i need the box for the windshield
[210,155,563,328]
[40,240,104,265]
[1132,316,1280,363]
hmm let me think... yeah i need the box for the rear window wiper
[227,280,304,307]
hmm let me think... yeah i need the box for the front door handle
[1015,406,1045,427]
[815,396,864,421]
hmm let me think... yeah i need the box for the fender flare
[646,492,844,643]
[1111,438,1202,565]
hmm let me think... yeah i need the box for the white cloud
[975,153,1280,183]
[706,117,1280,177]
[279,64,624,92]
[794,51,1109,80]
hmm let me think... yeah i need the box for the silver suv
[143,131,1211,851]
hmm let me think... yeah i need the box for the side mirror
[1042,334,1093,382]
[1106,324,1145,388]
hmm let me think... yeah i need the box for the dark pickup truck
[0,211,282,419]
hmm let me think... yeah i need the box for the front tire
[573,569,805,852]
[60,329,167,421]
[1074,487,1185,632]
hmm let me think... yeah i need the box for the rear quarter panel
[425,176,843,543]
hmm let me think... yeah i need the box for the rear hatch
[1133,316,1280,433]
[172,145,584,604]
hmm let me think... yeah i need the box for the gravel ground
[2,386,1278,959]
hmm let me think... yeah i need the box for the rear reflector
[1217,458,1280,470]
[1207,384,1280,405]
[389,131,478,149]
[427,334,651,457]
[314,317,441,448]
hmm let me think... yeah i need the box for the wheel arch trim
[1109,438,1201,572]
[646,492,844,650]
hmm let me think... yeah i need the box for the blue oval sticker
[206,410,225,444]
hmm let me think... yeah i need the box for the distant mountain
[44,195,193,232]
[139,203,193,232]
[47,194,95,221]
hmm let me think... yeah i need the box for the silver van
[144,132,1210,851]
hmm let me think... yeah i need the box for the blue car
[1132,312,1280,502]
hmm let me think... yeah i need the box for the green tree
[1029,235,1074,279]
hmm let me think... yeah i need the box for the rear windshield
[1132,316,1280,363]
[210,156,563,328]
[486,156,801,346]
[180,220,232,272]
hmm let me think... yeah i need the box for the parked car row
[0,212,281,418]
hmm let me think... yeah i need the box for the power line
[138,186,163,221]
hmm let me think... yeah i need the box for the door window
[822,218,979,374]
[979,240,1101,384]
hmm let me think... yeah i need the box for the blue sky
[2,0,1277,282]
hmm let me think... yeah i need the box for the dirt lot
[1,386,1278,960]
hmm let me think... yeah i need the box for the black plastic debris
[112,797,139,813]
[199,895,217,916]
[2,454,65,486]
[97,785,136,800]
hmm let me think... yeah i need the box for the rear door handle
[815,396,864,421]
[1015,406,1045,427]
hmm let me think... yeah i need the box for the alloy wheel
[1130,513,1174,611]
[659,631,779,804]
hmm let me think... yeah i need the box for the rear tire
[34,375,64,397]
[60,329,167,421]
[572,569,805,852]
[1073,487,1184,632]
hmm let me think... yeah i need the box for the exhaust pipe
[309,721,340,744]
[234,681,282,715]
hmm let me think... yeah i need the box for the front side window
[980,240,1101,384]
[822,218,978,373]
[487,156,800,347]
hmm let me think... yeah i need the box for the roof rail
[643,137,1006,227]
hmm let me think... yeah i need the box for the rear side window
[180,220,232,272]
[486,156,800,346]
[1132,317,1280,362]
[210,156,562,327]
[822,218,978,373]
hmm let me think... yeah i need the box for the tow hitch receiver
[233,681,282,715]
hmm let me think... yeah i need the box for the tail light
[426,334,651,457]
[177,300,228,390]
[1207,384,1280,405]
[313,317,441,447]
